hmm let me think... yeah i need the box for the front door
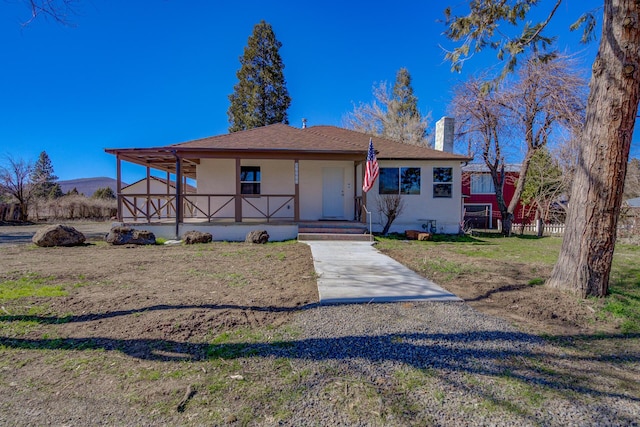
[322,167,344,218]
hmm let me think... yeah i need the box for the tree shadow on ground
[1,328,638,404]
[0,303,318,324]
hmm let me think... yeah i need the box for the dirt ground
[0,223,638,425]
[0,221,620,339]
[379,245,607,337]
[0,223,318,346]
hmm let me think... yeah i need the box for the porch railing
[119,193,295,223]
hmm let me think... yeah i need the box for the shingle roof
[170,123,472,161]
[306,126,472,161]
[105,124,472,178]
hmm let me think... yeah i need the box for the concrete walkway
[303,241,461,304]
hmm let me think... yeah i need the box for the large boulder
[182,230,212,245]
[245,230,269,244]
[105,226,156,245]
[32,224,86,247]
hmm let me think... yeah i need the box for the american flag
[362,138,379,192]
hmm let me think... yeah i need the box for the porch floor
[118,219,371,241]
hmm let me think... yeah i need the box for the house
[105,119,472,240]
[621,196,640,234]
[120,176,196,221]
[462,163,534,229]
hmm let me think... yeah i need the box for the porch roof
[105,124,473,177]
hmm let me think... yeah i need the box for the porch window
[433,167,452,198]
[379,167,421,195]
[470,174,495,194]
[240,166,261,194]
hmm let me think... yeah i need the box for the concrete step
[298,227,367,234]
[298,233,372,242]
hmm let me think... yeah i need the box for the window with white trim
[470,174,495,194]
[240,166,261,194]
[379,167,421,195]
[433,167,452,198]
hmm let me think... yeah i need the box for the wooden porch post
[175,152,182,239]
[116,155,122,222]
[146,164,151,222]
[235,158,242,222]
[294,159,300,221]
[353,162,358,221]
[359,160,367,223]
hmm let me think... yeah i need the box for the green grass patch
[420,256,478,278]
[451,236,561,265]
[376,234,562,267]
[0,273,67,300]
[604,247,640,333]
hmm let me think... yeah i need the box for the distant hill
[58,177,126,197]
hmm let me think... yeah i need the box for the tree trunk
[547,0,640,298]
[501,211,514,236]
[381,215,395,236]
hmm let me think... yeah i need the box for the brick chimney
[435,117,454,153]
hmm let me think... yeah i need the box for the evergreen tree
[92,187,115,199]
[521,147,565,223]
[30,151,58,198]
[227,21,291,132]
[384,68,426,144]
[48,183,63,199]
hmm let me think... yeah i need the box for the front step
[298,232,372,241]
[297,221,371,241]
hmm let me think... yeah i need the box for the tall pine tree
[384,68,428,145]
[30,151,58,198]
[228,21,291,132]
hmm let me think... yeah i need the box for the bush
[29,195,117,220]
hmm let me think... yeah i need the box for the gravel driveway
[0,221,113,246]
[278,302,639,426]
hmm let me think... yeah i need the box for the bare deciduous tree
[376,194,405,235]
[344,68,431,146]
[451,55,586,235]
[501,56,587,229]
[450,75,513,233]
[0,156,35,221]
[18,0,79,26]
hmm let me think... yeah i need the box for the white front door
[322,167,344,218]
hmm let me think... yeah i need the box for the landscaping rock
[245,230,269,244]
[182,230,212,245]
[105,226,156,245]
[32,224,86,247]
[404,230,432,241]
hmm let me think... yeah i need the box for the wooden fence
[499,219,566,235]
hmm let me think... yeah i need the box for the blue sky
[0,0,617,183]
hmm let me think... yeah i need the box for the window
[433,167,452,198]
[240,166,260,194]
[379,167,421,194]
[470,174,495,194]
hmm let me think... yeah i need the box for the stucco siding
[298,160,355,220]
[365,160,464,234]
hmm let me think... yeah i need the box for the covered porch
[105,145,371,240]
